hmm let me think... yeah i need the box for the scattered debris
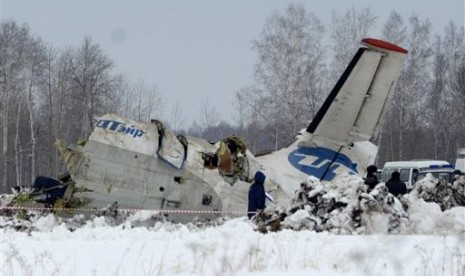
[413,173,465,211]
[252,174,463,234]
[1,173,464,235]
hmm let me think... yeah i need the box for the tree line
[233,5,465,167]
[0,21,167,192]
[1,5,464,192]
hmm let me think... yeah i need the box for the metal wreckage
[12,38,463,225]
[13,115,262,222]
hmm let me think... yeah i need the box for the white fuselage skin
[60,38,407,222]
[63,116,375,223]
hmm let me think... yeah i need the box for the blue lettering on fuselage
[95,119,144,138]
[288,147,357,181]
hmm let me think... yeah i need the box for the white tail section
[307,38,408,144]
[279,38,408,182]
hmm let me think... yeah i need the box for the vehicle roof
[383,160,451,170]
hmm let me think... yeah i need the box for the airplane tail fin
[283,38,408,182]
[306,38,408,144]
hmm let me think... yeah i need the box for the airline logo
[288,147,357,181]
[95,119,144,138]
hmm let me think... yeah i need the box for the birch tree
[128,79,164,122]
[0,21,30,191]
[396,15,432,160]
[234,86,269,153]
[40,46,58,176]
[426,35,455,160]
[197,98,220,131]
[378,12,408,162]
[167,101,186,134]
[68,37,122,138]
[443,22,465,155]
[252,3,326,149]
[22,37,47,184]
[379,14,433,161]
[329,8,377,79]
[54,49,78,143]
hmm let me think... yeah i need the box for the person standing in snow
[364,165,379,192]
[248,171,266,219]
[385,171,407,197]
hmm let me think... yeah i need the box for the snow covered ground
[1,174,464,275]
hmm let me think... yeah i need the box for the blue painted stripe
[288,147,358,181]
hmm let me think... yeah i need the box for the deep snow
[1,174,464,275]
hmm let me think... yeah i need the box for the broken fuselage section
[56,114,261,222]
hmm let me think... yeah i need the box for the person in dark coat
[248,171,266,219]
[385,171,407,197]
[364,165,379,192]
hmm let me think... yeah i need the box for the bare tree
[127,79,164,122]
[329,8,377,78]
[54,48,77,143]
[380,14,433,161]
[399,15,432,160]
[0,21,31,191]
[197,98,220,130]
[39,45,58,176]
[36,45,72,178]
[426,35,455,159]
[167,101,186,134]
[382,11,407,45]
[252,3,326,150]
[234,86,269,153]
[14,90,25,187]
[67,37,122,138]
[443,21,465,156]
[115,77,132,118]
[378,12,408,162]
[234,87,253,149]
[22,37,47,183]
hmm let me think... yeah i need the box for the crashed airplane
[44,38,407,222]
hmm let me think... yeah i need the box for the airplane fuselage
[56,38,407,222]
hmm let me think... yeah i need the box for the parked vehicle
[380,160,454,191]
[455,148,465,173]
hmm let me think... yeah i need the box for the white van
[380,160,454,190]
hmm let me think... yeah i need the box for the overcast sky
[2,0,464,126]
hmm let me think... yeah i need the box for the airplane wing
[306,38,408,143]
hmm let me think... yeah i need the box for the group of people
[364,165,407,196]
[247,165,409,220]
